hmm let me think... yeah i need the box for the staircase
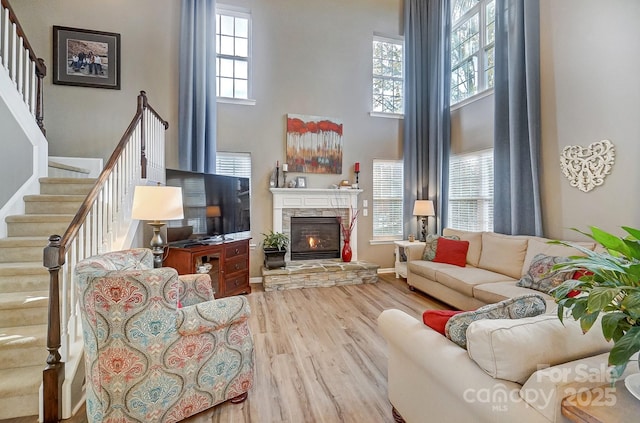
[0,176,94,420]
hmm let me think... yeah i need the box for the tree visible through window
[372,36,404,114]
[451,0,495,104]
[216,7,251,99]
[373,160,404,239]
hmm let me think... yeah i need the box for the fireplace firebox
[290,216,341,260]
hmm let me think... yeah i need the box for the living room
[10,0,637,275]
[1,0,639,422]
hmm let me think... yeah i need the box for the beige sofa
[378,310,636,423]
[405,229,596,310]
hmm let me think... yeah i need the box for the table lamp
[412,200,435,242]
[132,185,184,268]
[206,205,222,235]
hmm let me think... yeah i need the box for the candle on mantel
[282,163,288,172]
[355,162,360,172]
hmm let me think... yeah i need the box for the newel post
[138,90,148,179]
[43,235,65,423]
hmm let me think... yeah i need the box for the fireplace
[290,216,340,260]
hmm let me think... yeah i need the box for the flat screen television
[165,169,250,242]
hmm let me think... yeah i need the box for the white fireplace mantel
[270,188,363,260]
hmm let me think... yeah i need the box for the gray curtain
[179,0,217,173]
[493,0,542,236]
[403,0,451,237]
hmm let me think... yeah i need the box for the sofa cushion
[432,237,469,267]
[443,228,483,267]
[520,238,595,277]
[421,234,460,261]
[516,253,573,294]
[473,281,554,306]
[466,314,613,384]
[435,267,515,297]
[408,260,457,281]
[422,310,464,335]
[478,233,529,279]
[444,294,546,348]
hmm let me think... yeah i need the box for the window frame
[372,159,404,241]
[371,34,404,119]
[215,5,255,105]
[450,0,495,106]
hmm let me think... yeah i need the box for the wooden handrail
[1,0,47,133]
[56,91,168,263]
[43,90,168,422]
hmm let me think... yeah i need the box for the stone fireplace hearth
[265,188,379,291]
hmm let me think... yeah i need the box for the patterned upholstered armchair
[75,249,254,422]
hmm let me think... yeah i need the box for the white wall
[539,0,640,239]
[12,0,180,164]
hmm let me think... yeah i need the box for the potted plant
[262,230,289,269]
[551,226,640,379]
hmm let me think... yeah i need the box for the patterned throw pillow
[421,234,460,261]
[516,253,572,294]
[444,294,547,349]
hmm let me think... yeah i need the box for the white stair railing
[0,0,46,132]
[42,91,168,422]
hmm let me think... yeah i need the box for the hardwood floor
[2,273,445,423]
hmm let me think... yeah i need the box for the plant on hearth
[550,226,640,379]
[261,230,289,251]
[261,230,289,269]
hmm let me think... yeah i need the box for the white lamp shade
[412,200,435,217]
[131,185,184,221]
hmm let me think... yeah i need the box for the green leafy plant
[261,230,289,251]
[551,226,640,378]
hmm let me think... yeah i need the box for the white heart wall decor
[560,139,615,193]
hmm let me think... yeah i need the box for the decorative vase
[341,239,352,262]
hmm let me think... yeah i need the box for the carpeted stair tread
[0,262,48,275]
[0,291,49,309]
[0,324,47,350]
[5,214,75,222]
[38,177,96,184]
[24,194,87,202]
[0,236,49,247]
[0,366,42,398]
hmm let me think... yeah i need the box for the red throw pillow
[567,269,594,297]
[423,310,464,335]
[432,237,470,267]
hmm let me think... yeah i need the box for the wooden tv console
[164,237,251,298]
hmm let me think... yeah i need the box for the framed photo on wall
[296,176,307,188]
[53,26,121,89]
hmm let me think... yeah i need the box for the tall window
[216,7,251,99]
[448,149,493,231]
[373,160,404,239]
[450,0,495,104]
[372,36,404,115]
[216,152,252,180]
